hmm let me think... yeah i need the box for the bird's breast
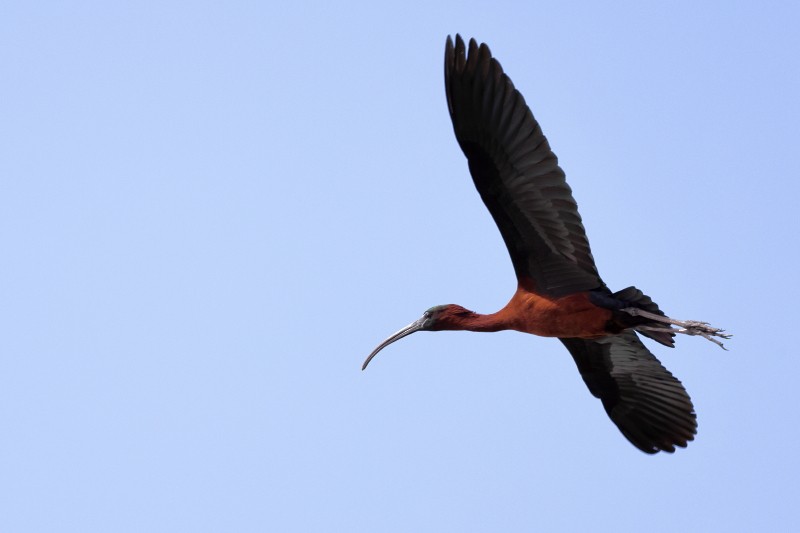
[502,289,613,339]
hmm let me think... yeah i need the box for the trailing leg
[622,307,732,350]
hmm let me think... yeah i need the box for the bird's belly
[510,291,612,338]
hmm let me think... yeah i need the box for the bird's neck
[438,308,515,332]
[467,311,515,332]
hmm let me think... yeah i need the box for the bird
[362,35,730,454]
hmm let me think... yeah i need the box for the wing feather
[560,331,697,454]
[445,35,603,296]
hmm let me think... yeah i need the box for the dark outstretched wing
[445,35,603,297]
[560,331,697,453]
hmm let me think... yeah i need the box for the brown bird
[363,35,729,454]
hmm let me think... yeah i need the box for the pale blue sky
[2,1,798,531]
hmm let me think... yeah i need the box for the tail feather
[612,286,675,348]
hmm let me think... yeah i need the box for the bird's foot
[623,307,732,350]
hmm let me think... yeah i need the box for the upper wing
[560,331,697,453]
[445,35,603,297]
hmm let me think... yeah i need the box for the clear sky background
[2,1,798,531]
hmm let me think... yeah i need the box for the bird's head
[361,304,474,370]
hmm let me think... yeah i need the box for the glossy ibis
[363,35,729,454]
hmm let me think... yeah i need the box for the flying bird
[363,35,729,454]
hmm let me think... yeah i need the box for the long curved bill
[361,318,425,370]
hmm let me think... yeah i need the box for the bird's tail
[611,286,675,347]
